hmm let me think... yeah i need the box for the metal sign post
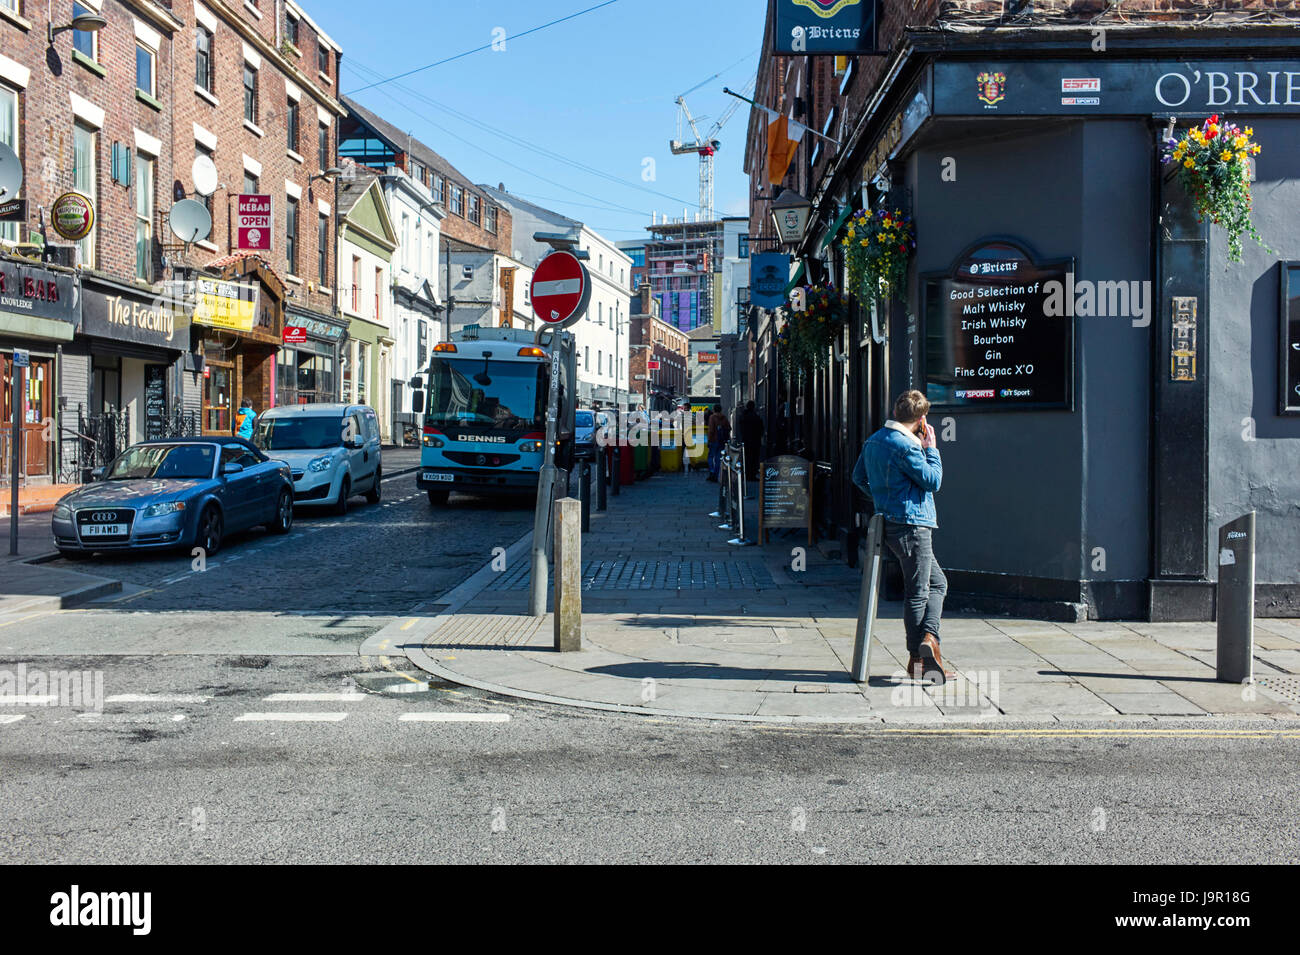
[726,441,752,547]
[527,241,588,618]
[851,514,886,683]
[1216,511,1256,684]
[9,349,28,555]
[530,335,563,616]
[717,447,733,530]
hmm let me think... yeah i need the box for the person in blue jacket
[234,398,257,440]
[852,389,954,683]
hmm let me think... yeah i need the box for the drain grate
[482,558,775,592]
[1256,675,1300,706]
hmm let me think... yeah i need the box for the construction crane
[669,78,751,222]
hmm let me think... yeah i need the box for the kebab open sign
[236,194,272,252]
[530,250,590,328]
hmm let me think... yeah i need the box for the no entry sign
[531,250,590,327]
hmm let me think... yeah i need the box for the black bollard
[596,445,607,511]
[611,445,621,497]
[580,461,591,532]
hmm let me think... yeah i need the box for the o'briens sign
[934,60,1300,116]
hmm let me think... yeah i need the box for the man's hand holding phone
[916,415,937,449]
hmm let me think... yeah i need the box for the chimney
[639,283,652,317]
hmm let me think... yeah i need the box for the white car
[252,403,382,515]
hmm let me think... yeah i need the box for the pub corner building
[756,6,1300,622]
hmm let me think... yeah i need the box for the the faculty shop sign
[934,60,1300,116]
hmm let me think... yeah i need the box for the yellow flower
[859,239,868,247]
[1237,150,1248,162]
[1245,126,1254,136]
[1184,158,1195,168]
[1221,150,1233,161]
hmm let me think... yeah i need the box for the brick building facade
[629,283,688,410]
[170,0,346,430]
[2,0,185,473]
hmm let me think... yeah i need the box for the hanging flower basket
[1162,115,1268,262]
[779,283,846,375]
[842,208,916,308]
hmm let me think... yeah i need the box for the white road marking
[0,695,57,705]
[399,712,510,723]
[235,712,349,722]
[105,694,211,704]
[263,692,366,702]
[0,714,27,725]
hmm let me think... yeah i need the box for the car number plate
[422,472,454,483]
[82,523,128,537]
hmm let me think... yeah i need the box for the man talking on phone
[851,389,955,683]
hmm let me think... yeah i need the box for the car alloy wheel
[199,506,223,556]
[271,489,293,534]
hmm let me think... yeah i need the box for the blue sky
[309,0,761,243]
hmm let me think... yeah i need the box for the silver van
[252,403,382,515]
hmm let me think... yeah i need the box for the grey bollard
[851,514,885,684]
[553,497,582,651]
[596,445,607,511]
[580,462,591,532]
[1216,511,1255,684]
[611,445,621,496]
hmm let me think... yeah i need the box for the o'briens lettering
[49,885,151,936]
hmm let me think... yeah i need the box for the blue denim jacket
[851,422,942,528]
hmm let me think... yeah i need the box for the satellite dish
[0,142,21,200]
[169,199,213,244]
[191,155,219,197]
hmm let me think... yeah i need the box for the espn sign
[1061,78,1101,93]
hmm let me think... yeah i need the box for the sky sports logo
[956,389,995,399]
[49,886,151,935]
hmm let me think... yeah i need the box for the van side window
[365,412,379,442]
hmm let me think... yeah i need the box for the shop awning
[783,260,806,295]
[820,205,853,250]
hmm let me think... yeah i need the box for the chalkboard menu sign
[1281,262,1300,416]
[759,454,812,545]
[921,238,1074,411]
[144,364,168,440]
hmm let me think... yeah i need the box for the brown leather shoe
[917,634,956,682]
[906,655,923,679]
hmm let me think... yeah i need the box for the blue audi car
[50,438,294,558]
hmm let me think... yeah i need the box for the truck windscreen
[424,356,546,431]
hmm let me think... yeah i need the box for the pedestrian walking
[234,397,257,440]
[851,389,954,684]
[739,400,763,480]
[706,404,729,482]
